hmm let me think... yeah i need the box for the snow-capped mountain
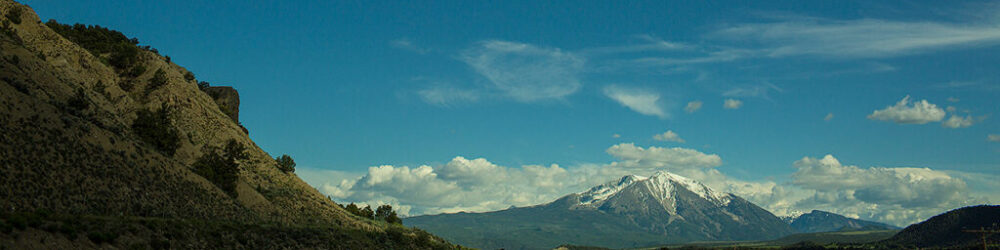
[406,171,796,249]
[576,172,732,209]
[551,171,794,241]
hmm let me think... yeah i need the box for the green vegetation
[192,139,247,197]
[66,88,90,112]
[198,81,210,91]
[44,20,145,72]
[132,105,180,156]
[184,71,195,82]
[375,205,402,225]
[147,68,167,95]
[340,203,401,224]
[0,210,459,249]
[275,154,296,173]
[125,64,146,78]
[5,6,22,25]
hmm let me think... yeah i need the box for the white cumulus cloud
[789,154,984,225]
[653,130,685,143]
[724,99,743,109]
[989,134,1000,142]
[867,95,945,124]
[941,114,975,128]
[603,85,668,118]
[606,143,721,170]
[824,113,835,121]
[684,101,703,113]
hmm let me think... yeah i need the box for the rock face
[406,171,796,249]
[789,210,898,233]
[205,86,239,123]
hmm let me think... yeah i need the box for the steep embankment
[0,1,453,248]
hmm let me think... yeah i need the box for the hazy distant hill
[790,210,898,233]
[406,171,795,249]
[0,1,453,248]
[881,205,1000,248]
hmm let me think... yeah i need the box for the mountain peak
[647,171,731,205]
[576,171,731,209]
[409,171,795,248]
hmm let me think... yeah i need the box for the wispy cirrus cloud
[417,86,481,106]
[684,101,703,113]
[723,83,783,100]
[603,85,669,118]
[713,16,1000,58]
[581,34,689,55]
[390,38,430,54]
[462,40,585,102]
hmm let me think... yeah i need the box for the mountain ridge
[789,210,899,233]
[407,170,795,249]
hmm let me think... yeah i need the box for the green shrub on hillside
[344,203,363,218]
[184,71,195,82]
[132,105,180,156]
[192,139,247,196]
[44,20,143,70]
[125,64,146,78]
[147,68,167,93]
[5,6,22,25]
[360,205,374,219]
[197,81,210,91]
[375,205,402,224]
[339,203,402,224]
[275,154,295,173]
[67,88,90,112]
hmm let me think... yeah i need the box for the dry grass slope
[0,0,457,248]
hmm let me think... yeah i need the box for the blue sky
[25,0,1000,225]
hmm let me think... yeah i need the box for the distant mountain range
[789,210,899,233]
[406,171,796,249]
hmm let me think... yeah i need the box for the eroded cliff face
[0,0,364,229]
[205,86,239,123]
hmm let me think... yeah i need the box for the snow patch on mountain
[579,175,646,205]
[576,171,733,208]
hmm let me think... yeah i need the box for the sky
[24,0,1000,226]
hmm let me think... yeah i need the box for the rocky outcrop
[205,86,239,123]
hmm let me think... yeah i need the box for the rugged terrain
[407,171,795,249]
[0,1,454,248]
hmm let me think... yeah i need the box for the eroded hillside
[0,0,454,248]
